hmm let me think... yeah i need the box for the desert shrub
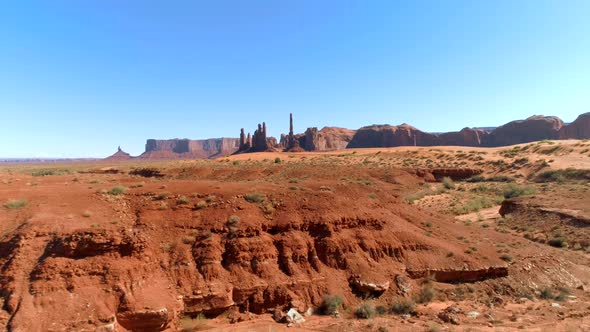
[375,305,387,315]
[4,199,28,209]
[488,175,515,182]
[539,288,555,300]
[453,196,500,215]
[182,236,196,244]
[368,193,377,199]
[466,175,486,183]
[232,160,240,166]
[227,215,240,225]
[500,254,513,262]
[548,237,568,248]
[354,303,376,319]
[390,299,416,315]
[179,313,207,332]
[195,201,207,209]
[108,186,127,196]
[537,169,590,183]
[426,322,442,332]
[176,196,190,205]
[416,286,436,303]
[318,295,343,315]
[130,182,144,188]
[503,184,536,199]
[155,192,170,200]
[244,192,266,203]
[31,168,70,177]
[442,177,455,190]
[274,157,282,164]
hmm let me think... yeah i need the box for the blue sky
[1,0,589,157]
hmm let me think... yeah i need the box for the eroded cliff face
[438,128,489,147]
[347,124,440,148]
[141,138,239,159]
[560,112,590,139]
[303,127,356,151]
[0,165,510,331]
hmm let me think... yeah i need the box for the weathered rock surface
[141,138,239,159]
[303,127,356,151]
[560,112,590,139]
[104,146,133,161]
[438,128,489,147]
[484,115,563,146]
[347,124,439,148]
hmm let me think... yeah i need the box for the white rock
[286,308,305,324]
[551,303,561,308]
[467,311,480,319]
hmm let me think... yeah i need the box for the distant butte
[103,112,590,160]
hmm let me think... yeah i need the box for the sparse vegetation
[155,192,170,200]
[108,186,127,196]
[548,237,568,248]
[442,177,455,190]
[244,192,266,203]
[176,196,190,205]
[354,303,376,319]
[453,196,501,215]
[227,215,240,225]
[318,295,343,315]
[31,168,70,177]
[537,168,590,183]
[195,200,207,209]
[4,199,28,209]
[416,285,436,303]
[503,184,536,199]
[390,299,416,315]
[179,313,207,331]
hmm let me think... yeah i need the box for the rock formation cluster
[105,112,590,160]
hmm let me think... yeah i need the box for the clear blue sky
[1,1,589,157]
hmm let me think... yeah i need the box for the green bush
[354,303,376,319]
[453,196,501,215]
[31,168,70,177]
[108,186,128,196]
[176,196,190,205]
[537,169,590,183]
[227,215,240,225]
[4,199,28,209]
[244,192,266,203]
[195,200,207,209]
[416,286,436,304]
[442,177,455,190]
[318,295,343,315]
[390,299,416,315]
[274,157,282,164]
[155,192,170,200]
[548,237,568,248]
[503,184,536,199]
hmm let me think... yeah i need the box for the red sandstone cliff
[559,112,590,139]
[302,127,356,151]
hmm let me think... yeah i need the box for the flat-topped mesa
[142,138,239,159]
